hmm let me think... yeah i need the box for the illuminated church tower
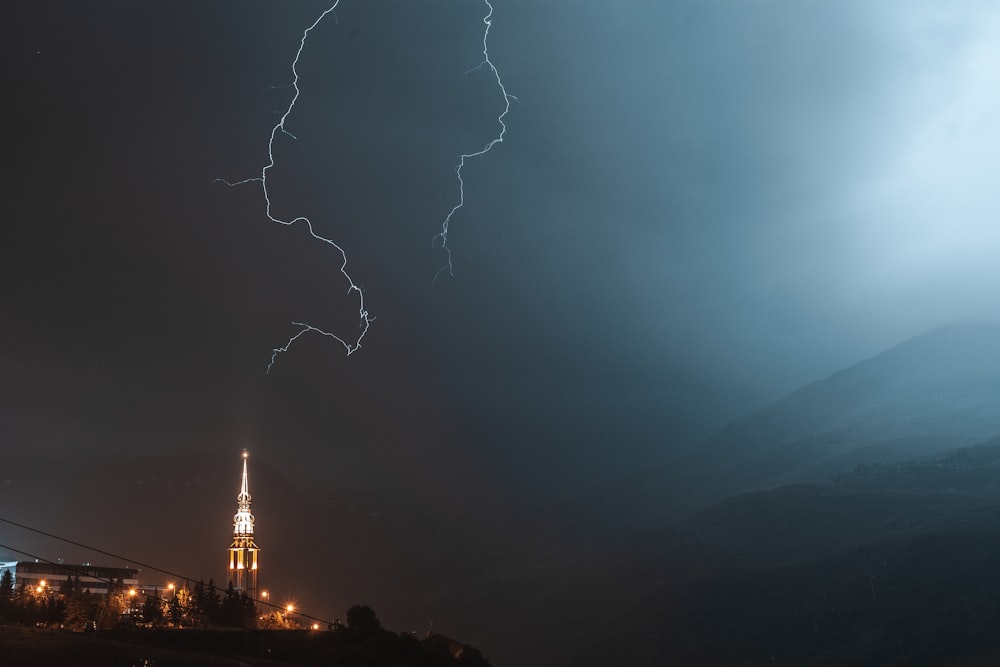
[227,450,259,599]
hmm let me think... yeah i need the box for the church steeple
[228,449,259,599]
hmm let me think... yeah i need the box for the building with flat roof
[0,560,139,596]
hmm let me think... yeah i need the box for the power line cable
[0,539,316,632]
[0,540,185,627]
[0,516,334,627]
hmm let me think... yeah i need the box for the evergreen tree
[240,591,257,628]
[58,574,76,599]
[206,578,221,624]
[99,577,124,629]
[13,579,33,625]
[191,580,208,626]
[142,593,164,627]
[0,569,12,620]
[63,599,83,630]
[63,588,96,631]
[168,593,184,626]
[221,582,242,627]
[181,584,198,626]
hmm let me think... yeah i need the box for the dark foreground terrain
[0,625,486,667]
[0,625,247,667]
[550,439,1000,666]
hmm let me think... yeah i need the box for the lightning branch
[434,0,516,282]
[218,0,511,371]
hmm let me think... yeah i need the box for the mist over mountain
[6,323,1000,665]
[590,322,1000,528]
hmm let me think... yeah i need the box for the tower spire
[228,449,260,599]
[240,453,250,500]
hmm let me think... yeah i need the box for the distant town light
[311,623,320,630]
[286,604,294,613]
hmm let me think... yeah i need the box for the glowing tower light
[227,450,260,599]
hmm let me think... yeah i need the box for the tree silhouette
[0,569,12,620]
[346,604,381,639]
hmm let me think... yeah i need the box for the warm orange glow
[129,589,137,597]
[167,583,175,591]
[39,580,46,587]
[311,623,320,630]
[36,586,43,593]
[261,591,269,599]
[286,604,294,613]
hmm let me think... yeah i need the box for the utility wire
[0,516,335,627]
[0,540,265,632]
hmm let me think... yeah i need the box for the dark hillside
[553,440,1000,666]
[582,323,1000,529]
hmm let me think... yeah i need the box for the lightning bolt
[216,0,369,374]
[218,0,512,371]
[434,0,515,281]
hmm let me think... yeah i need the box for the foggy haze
[4,0,1000,498]
[4,3,1000,661]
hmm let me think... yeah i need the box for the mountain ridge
[578,322,1000,529]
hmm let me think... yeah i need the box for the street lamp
[284,603,295,629]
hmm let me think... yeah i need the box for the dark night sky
[4,0,1000,612]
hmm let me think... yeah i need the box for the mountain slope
[594,323,1000,526]
[554,438,1000,666]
